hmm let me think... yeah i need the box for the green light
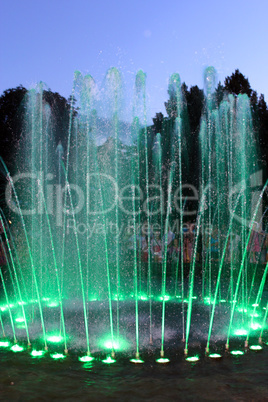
[104,340,119,350]
[192,296,197,300]
[0,341,10,347]
[156,358,170,363]
[47,335,63,343]
[102,356,116,364]
[234,329,248,336]
[15,317,25,323]
[208,353,222,359]
[252,303,259,307]
[100,336,128,352]
[130,358,144,364]
[186,356,199,362]
[251,323,261,330]
[51,353,66,359]
[31,350,45,357]
[220,299,227,303]
[160,295,170,301]
[47,302,59,308]
[249,345,262,351]
[230,350,244,356]
[140,295,148,301]
[11,344,24,352]
[79,356,94,363]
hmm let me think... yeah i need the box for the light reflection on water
[0,348,267,400]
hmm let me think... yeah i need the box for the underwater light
[230,350,244,356]
[159,295,171,301]
[130,358,144,364]
[0,341,10,347]
[104,340,119,350]
[11,344,24,352]
[186,356,200,362]
[156,358,170,363]
[31,350,45,357]
[47,302,59,308]
[15,317,25,323]
[251,323,261,330]
[51,353,66,359]
[234,329,248,336]
[47,335,63,343]
[100,336,128,351]
[139,295,148,301]
[79,356,94,363]
[249,345,262,351]
[102,356,116,364]
[208,353,222,359]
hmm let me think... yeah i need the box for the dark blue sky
[1,0,267,122]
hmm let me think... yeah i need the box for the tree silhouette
[224,69,252,97]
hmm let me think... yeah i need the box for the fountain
[0,67,267,365]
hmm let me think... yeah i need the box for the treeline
[0,69,268,182]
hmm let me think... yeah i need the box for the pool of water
[0,347,267,401]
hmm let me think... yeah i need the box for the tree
[0,86,27,164]
[0,86,75,169]
[224,69,252,97]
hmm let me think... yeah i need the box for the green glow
[31,350,45,357]
[79,356,94,363]
[130,358,144,364]
[234,329,248,336]
[250,313,259,318]
[0,341,10,347]
[238,308,247,313]
[220,299,227,303]
[159,295,170,301]
[156,358,170,363]
[18,301,26,306]
[209,353,222,359]
[251,323,261,330]
[51,353,66,359]
[186,356,199,362]
[11,344,24,352]
[16,324,26,329]
[47,301,59,308]
[104,340,119,349]
[15,317,25,323]
[230,350,244,356]
[100,336,128,351]
[47,335,63,343]
[249,345,262,351]
[139,295,148,301]
[102,356,116,364]
[252,303,259,307]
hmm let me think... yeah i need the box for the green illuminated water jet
[0,66,266,363]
